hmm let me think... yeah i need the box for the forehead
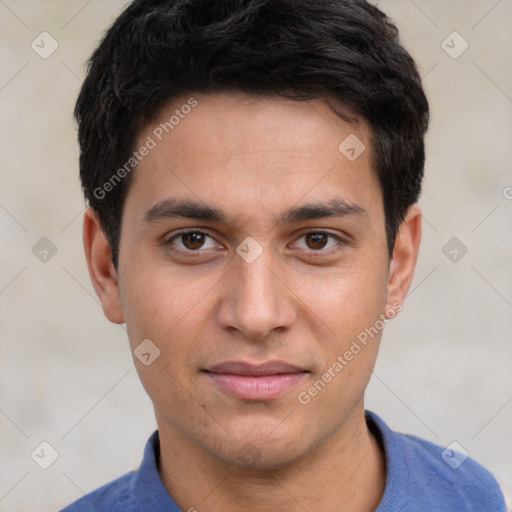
[144,93,366,162]
[125,92,382,228]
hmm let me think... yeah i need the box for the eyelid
[166,227,217,241]
[165,227,212,241]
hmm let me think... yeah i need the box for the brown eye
[165,229,221,256]
[181,232,206,250]
[292,231,343,255]
[305,232,329,250]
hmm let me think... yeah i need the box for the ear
[83,207,124,324]
[385,204,422,314]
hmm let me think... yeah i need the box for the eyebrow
[279,198,367,224]
[141,197,367,226]
[142,199,227,224]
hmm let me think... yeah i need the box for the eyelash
[163,228,346,257]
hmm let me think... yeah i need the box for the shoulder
[366,411,507,512]
[59,471,137,511]
[402,433,505,510]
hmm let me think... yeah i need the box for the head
[79,0,428,469]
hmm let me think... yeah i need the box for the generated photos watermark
[93,97,198,200]
[298,301,402,405]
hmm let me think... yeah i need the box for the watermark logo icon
[32,237,58,263]
[236,237,263,264]
[441,32,469,60]
[31,32,59,59]
[338,134,366,162]
[442,237,468,263]
[31,441,59,469]
[134,339,161,366]
[441,441,468,469]
[235,442,262,466]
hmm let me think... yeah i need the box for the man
[62,0,506,510]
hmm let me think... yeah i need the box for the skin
[84,93,421,512]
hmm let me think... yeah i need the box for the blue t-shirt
[60,411,506,511]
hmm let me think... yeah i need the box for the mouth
[203,361,309,401]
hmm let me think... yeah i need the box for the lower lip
[205,372,307,400]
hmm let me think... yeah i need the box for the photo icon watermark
[441,236,468,263]
[31,441,59,469]
[134,338,161,366]
[31,32,59,59]
[338,134,366,162]
[235,442,263,466]
[236,236,263,264]
[441,31,469,60]
[441,441,469,469]
[32,237,58,263]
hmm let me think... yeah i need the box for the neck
[156,406,386,512]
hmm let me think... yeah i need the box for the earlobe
[83,207,125,324]
[385,204,422,314]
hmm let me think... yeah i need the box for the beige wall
[1,1,511,509]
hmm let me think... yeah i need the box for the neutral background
[1,1,511,510]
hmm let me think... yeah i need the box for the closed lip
[203,360,309,400]
[204,360,307,376]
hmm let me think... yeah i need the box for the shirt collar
[133,431,182,511]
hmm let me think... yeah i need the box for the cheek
[299,260,389,344]
[293,259,388,409]
[119,266,213,418]
[120,260,217,345]
[295,269,386,426]
[119,261,223,400]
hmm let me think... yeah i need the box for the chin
[213,427,314,471]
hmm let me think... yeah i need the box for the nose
[216,249,296,341]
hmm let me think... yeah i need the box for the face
[85,93,420,469]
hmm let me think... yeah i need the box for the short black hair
[75,0,429,268]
